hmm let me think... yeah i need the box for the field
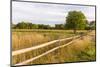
[12,1,96,65]
[12,29,96,65]
[30,31,96,64]
[12,29,85,51]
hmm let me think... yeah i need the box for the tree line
[12,22,66,29]
[12,11,95,33]
[12,20,95,30]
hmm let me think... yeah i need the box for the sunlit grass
[12,29,95,65]
[12,29,77,51]
[29,33,96,64]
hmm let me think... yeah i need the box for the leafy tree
[90,21,95,30]
[19,22,27,29]
[14,21,32,29]
[43,25,50,29]
[55,24,64,29]
[65,11,87,34]
[31,24,38,29]
[38,24,44,29]
[37,24,50,29]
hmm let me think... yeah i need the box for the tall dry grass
[12,35,73,65]
[12,32,50,51]
[29,32,96,64]
[12,30,75,51]
[12,29,91,65]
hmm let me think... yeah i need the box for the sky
[12,1,95,26]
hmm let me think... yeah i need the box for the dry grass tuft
[12,32,50,51]
[29,32,96,64]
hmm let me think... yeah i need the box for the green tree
[15,21,31,29]
[31,24,38,29]
[55,24,64,29]
[90,21,95,30]
[65,11,87,34]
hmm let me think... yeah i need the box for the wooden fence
[12,35,80,66]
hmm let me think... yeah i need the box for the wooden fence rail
[12,35,79,56]
[12,35,80,66]
[15,39,76,65]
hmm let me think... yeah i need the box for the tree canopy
[65,11,87,33]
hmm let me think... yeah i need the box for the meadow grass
[12,29,78,51]
[29,32,96,64]
[12,29,93,65]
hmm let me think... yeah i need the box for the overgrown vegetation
[28,33,96,64]
[12,30,79,51]
[12,20,95,30]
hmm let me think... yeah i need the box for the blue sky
[12,1,95,26]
